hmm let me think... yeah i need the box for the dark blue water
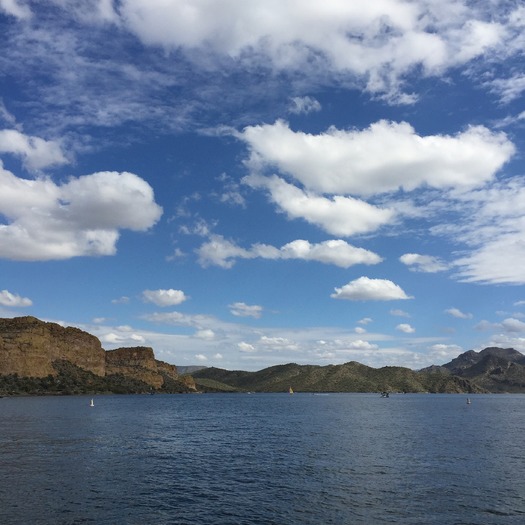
[0,393,524,524]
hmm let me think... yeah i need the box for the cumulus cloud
[142,289,188,307]
[0,165,162,260]
[197,234,382,268]
[116,0,514,99]
[500,317,525,333]
[100,331,146,345]
[0,129,67,170]
[238,341,256,353]
[396,323,415,334]
[400,253,449,273]
[241,120,514,196]
[0,289,32,307]
[445,307,473,319]
[195,329,215,341]
[331,277,413,301]
[243,174,394,237]
[229,302,263,319]
[259,335,299,351]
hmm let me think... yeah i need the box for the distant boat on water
[466,398,471,405]
[289,386,294,395]
[90,398,94,407]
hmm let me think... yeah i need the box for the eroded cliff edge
[0,316,195,394]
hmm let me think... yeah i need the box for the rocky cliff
[0,316,194,394]
[106,346,180,389]
[0,316,105,377]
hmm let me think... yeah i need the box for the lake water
[0,393,524,524]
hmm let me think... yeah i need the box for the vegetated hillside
[193,361,483,393]
[0,360,193,396]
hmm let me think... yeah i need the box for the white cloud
[354,327,366,335]
[400,253,449,273]
[396,323,415,334]
[197,234,382,268]
[428,344,463,361]
[243,174,394,237]
[500,318,525,333]
[241,120,514,196]
[445,307,473,320]
[112,296,130,304]
[358,317,373,325]
[195,354,208,362]
[238,342,256,353]
[143,311,217,330]
[390,309,410,317]
[489,74,525,104]
[0,165,163,261]
[142,289,188,307]
[0,289,32,307]
[0,0,32,20]
[195,329,215,341]
[288,96,321,115]
[0,129,67,170]
[331,277,413,301]
[446,178,525,284]
[259,335,298,351]
[229,302,263,319]
[100,331,146,346]
[117,1,514,99]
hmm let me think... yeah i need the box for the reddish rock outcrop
[0,317,195,392]
[0,316,105,377]
[104,347,192,390]
[105,346,168,388]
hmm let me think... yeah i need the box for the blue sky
[1,1,525,371]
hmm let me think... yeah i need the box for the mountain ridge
[2,316,525,394]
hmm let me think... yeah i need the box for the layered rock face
[105,346,179,389]
[0,316,105,377]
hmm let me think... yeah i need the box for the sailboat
[289,386,294,395]
[90,398,94,407]
[466,398,471,405]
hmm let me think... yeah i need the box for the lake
[0,393,524,524]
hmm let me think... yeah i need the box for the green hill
[193,361,483,393]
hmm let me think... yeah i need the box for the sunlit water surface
[1,393,524,524]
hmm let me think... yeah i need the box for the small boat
[90,398,94,407]
[466,398,471,405]
[289,386,294,395]
[380,391,389,398]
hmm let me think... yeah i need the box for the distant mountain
[3,316,524,394]
[194,347,525,393]
[193,361,483,394]
[440,347,525,393]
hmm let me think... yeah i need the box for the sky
[1,1,525,372]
